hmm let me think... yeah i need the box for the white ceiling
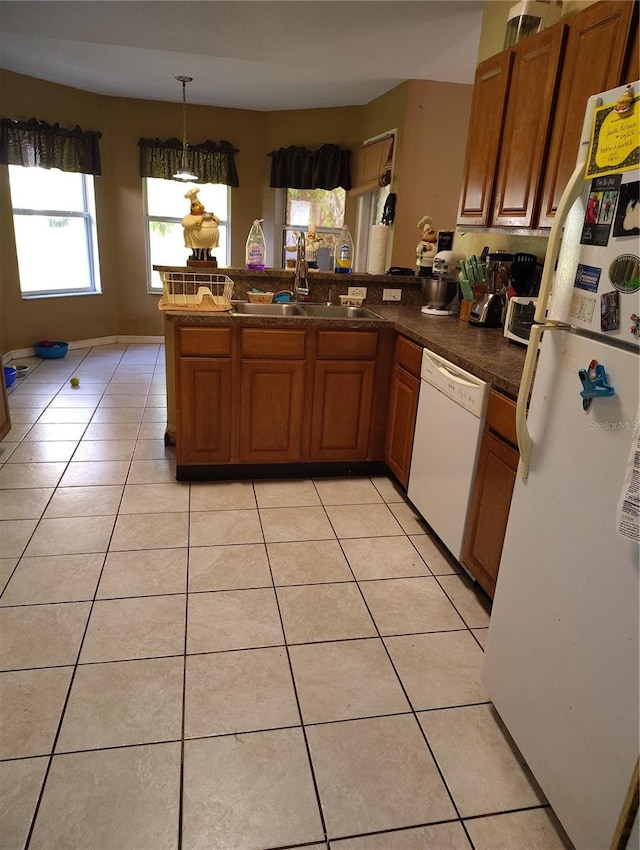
[0,0,485,111]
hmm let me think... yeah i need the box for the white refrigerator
[483,82,640,850]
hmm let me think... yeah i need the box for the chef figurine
[416,215,438,276]
[305,226,324,269]
[182,188,220,263]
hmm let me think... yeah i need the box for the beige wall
[391,80,474,268]
[0,69,472,351]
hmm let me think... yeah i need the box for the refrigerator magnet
[585,90,639,179]
[609,254,640,293]
[601,291,620,332]
[580,175,621,246]
[574,263,602,292]
[613,180,639,237]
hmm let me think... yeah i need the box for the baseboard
[3,335,164,365]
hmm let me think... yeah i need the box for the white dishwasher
[407,347,489,562]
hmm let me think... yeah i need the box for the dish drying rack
[158,271,234,313]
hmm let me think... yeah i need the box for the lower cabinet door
[384,364,420,487]
[310,360,375,461]
[177,357,232,464]
[239,360,305,463]
[462,428,519,598]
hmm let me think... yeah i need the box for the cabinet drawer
[486,390,518,447]
[316,330,378,359]
[395,335,422,377]
[240,328,306,359]
[179,327,231,357]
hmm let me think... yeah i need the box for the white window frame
[143,178,232,293]
[8,165,101,299]
[276,187,346,269]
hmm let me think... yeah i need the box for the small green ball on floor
[70,377,80,387]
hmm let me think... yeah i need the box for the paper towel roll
[367,224,390,275]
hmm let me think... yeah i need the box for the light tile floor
[0,344,574,850]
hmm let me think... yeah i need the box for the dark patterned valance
[0,118,102,175]
[267,144,351,190]
[138,137,239,186]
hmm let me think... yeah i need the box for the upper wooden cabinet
[491,24,565,228]
[457,51,514,227]
[457,0,637,230]
[538,0,636,226]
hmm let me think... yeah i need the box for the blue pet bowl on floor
[4,366,16,388]
[34,341,69,359]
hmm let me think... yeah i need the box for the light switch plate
[383,288,402,302]
[348,286,367,299]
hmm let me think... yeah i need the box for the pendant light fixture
[173,75,198,182]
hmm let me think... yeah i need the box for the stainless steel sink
[300,304,383,320]
[230,302,306,316]
[230,301,384,320]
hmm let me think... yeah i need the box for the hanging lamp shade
[173,75,198,181]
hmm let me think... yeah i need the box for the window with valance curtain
[267,144,351,190]
[0,117,102,174]
[138,137,240,186]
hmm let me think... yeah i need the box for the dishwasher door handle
[422,349,484,390]
[434,361,480,388]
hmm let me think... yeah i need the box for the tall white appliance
[484,82,640,850]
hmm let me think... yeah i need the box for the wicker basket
[158,271,234,313]
[247,291,274,304]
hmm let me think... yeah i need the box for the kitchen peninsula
[161,268,526,483]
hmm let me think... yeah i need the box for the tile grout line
[15,343,159,849]
[256,479,331,848]
[321,483,468,833]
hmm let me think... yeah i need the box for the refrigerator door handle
[534,95,600,325]
[516,322,570,480]
[534,157,588,324]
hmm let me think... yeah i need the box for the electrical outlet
[348,286,367,299]
[383,288,402,302]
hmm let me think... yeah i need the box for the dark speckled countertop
[371,305,527,400]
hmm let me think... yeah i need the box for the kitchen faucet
[293,231,309,301]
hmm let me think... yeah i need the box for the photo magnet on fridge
[613,180,640,237]
[580,174,621,246]
[600,290,620,332]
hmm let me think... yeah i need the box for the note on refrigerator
[617,409,640,542]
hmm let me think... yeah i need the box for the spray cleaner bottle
[246,219,266,269]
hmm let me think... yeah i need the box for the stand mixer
[421,251,466,315]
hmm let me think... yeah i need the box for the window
[144,178,230,291]
[280,187,346,268]
[8,165,100,297]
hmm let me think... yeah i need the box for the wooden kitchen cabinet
[384,335,422,487]
[457,51,514,227]
[239,328,306,463]
[175,328,232,465]
[462,390,519,599]
[491,23,565,228]
[310,360,375,460]
[458,0,637,231]
[177,357,232,465]
[173,322,392,473]
[239,360,305,463]
[309,330,378,461]
[538,0,637,226]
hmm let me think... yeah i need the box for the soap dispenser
[246,219,266,269]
